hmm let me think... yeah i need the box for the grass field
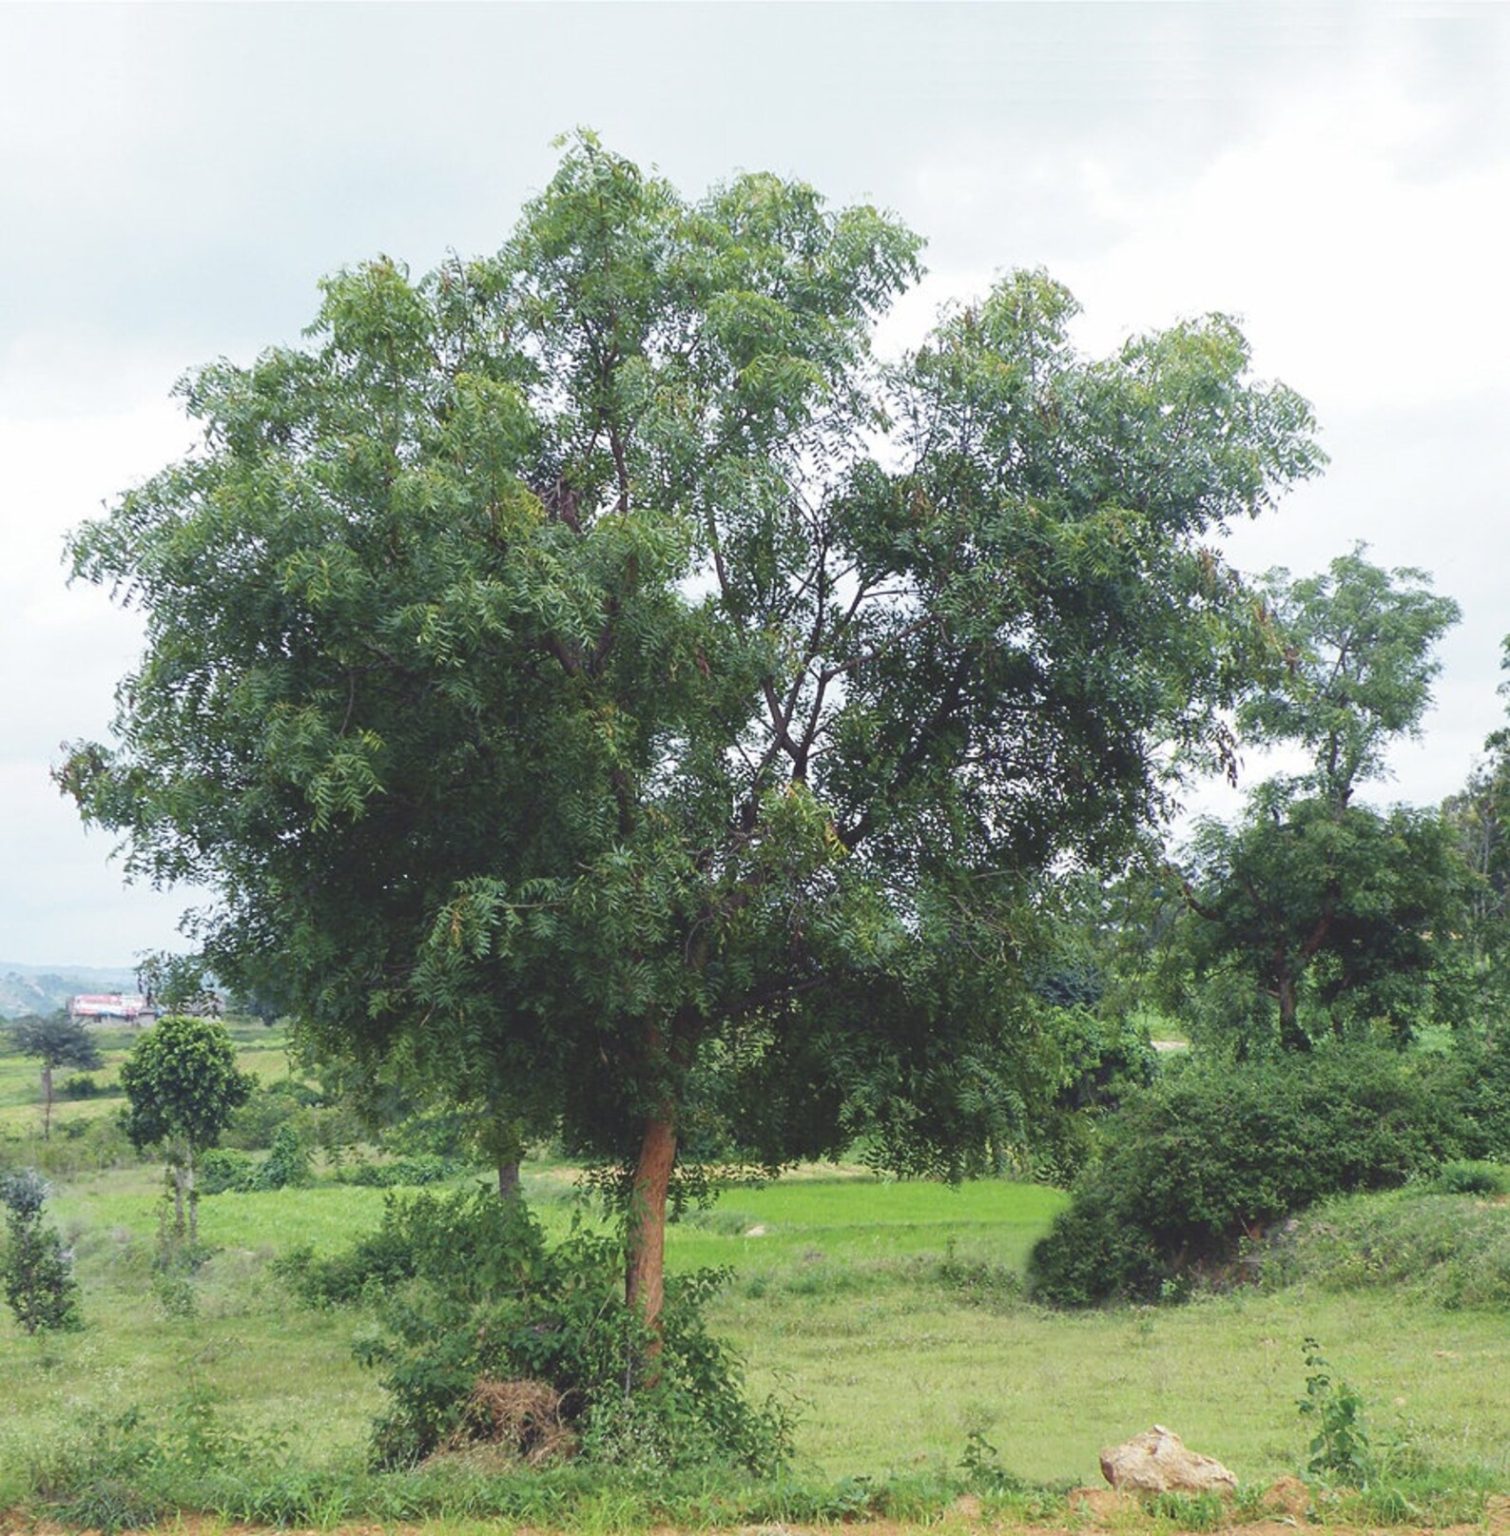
[1,1153,1507,1502]
[2,1022,1507,1517]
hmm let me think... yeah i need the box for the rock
[1099,1425,1237,1494]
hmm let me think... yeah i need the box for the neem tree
[60,136,1321,1331]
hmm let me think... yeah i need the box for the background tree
[118,1014,254,1243]
[59,136,1322,1339]
[1168,549,1464,1051]
[8,1012,103,1139]
[1442,641,1510,1026]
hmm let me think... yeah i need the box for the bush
[338,1154,461,1188]
[301,1187,792,1473]
[198,1148,256,1195]
[1298,1337,1373,1484]
[222,1079,318,1151]
[1028,1046,1472,1305]
[255,1125,312,1190]
[0,1115,137,1180]
[1434,1160,1509,1196]
[61,1074,105,1099]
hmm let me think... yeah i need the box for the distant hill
[0,964,138,1020]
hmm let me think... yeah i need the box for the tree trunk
[1276,975,1310,1052]
[625,1110,676,1345]
[497,1159,521,1202]
[186,1156,198,1245]
[171,1164,186,1239]
[41,1063,53,1140]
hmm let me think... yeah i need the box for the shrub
[222,1079,319,1151]
[1298,1338,1373,1484]
[198,1148,255,1194]
[0,1169,83,1334]
[338,1154,460,1188]
[61,1074,104,1099]
[1028,1046,1469,1305]
[305,1187,791,1473]
[1434,1160,1509,1196]
[0,1115,137,1180]
[255,1125,312,1190]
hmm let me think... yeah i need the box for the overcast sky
[3,2,1507,968]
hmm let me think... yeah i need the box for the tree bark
[625,1109,677,1344]
[1276,974,1310,1052]
[497,1159,521,1202]
[41,1063,53,1140]
[186,1157,198,1245]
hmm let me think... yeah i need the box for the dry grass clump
[437,1377,577,1466]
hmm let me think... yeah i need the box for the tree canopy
[60,135,1323,1328]
[1167,549,1466,1051]
[119,1013,254,1241]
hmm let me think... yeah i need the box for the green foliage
[221,1076,363,1156]
[957,1427,1027,1495]
[196,1147,255,1194]
[60,1074,103,1100]
[60,136,1324,1315]
[1144,1490,1228,1529]
[1173,793,1473,1051]
[0,1114,135,1180]
[1298,1338,1373,1484]
[1243,549,1461,798]
[1434,1159,1509,1196]
[29,1385,288,1534]
[0,1169,82,1335]
[1166,551,1468,1052]
[7,1014,104,1074]
[119,1015,254,1157]
[7,1014,106,1138]
[295,1186,792,1472]
[254,1125,311,1191]
[1027,1047,1473,1306]
[119,1014,255,1243]
[337,1153,461,1188]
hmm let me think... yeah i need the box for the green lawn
[2,1148,1507,1498]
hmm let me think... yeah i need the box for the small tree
[0,1170,83,1334]
[119,1014,254,1243]
[8,1013,104,1139]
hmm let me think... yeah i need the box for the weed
[1145,1489,1226,1528]
[1298,1337,1373,1484]
[959,1427,1026,1494]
